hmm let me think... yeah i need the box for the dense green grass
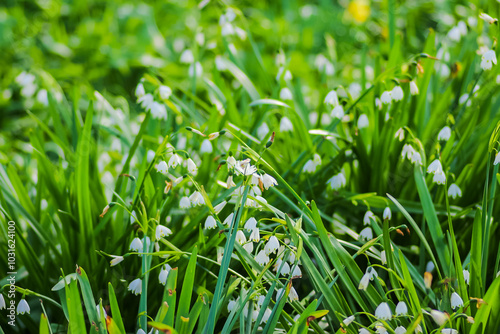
[1,0,500,333]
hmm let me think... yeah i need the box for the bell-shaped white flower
[410,152,423,166]
[494,152,500,165]
[249,228,260,242]
[159,264,171,285]
[135,83,145,98]
[205,216,217,230]
[168,154,182,169]
[180,49,194,63]
[265,236,279,255]
[130,238,143,252]
[327,173,346,190]
[279,87,293,100]
[213,201,227,214]
[363,210,375,225]
[391,86,404,101]
[401,144,415,160]
[438,126,452,141]
[324,90,339,106]
[255,250,270,266]
[280,116,294,132]
[395,326,407,334]
[156,161,168,173]
[128,278,142,295]
[451,292,464,309]
[179,196,191,209]
[17,299,30,315]
[481,50,497,71]
[189,191,205,206]
[257,123,270,140]
[261,174,278,190]
[110,255,124,267]
[159,85,172,100]
[200,139,213,154]
[342,315,355,326]
[433,170,446,185]
[0,294,6,310]
[359,227,373,241]
[430,309,449,326]
[395,301,408,315]
[375,302,392,320]
[331,105,344,119]
[244,217,258,231]
[292,265,302,278]
[187,158,197,174]
[302,159,317,173]
[236,230,247,245]
[427,159,443,174]
[357,114,369,128]
[448,183,462,199]
[383,207,392,220]
[358,273,370,290]
[288,287,299,302]
[380,250,387,265]
[380,91,392,104]
[442,329,458,334]
[463,269,470,284]
[410,81,419,95]
[359,329,371,334]
[156,225,172,240]
[395,128,405,141]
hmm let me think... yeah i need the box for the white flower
[265,236,279,255]
[359,273,371,290]
[189,62,203,77]
[427,159,443,174]
[223,212,234,226]
[383,207,392,220]
[255,250,270,265]
[395,301,408,315]
[401,144,415,160]
[331,105,345,119]
[359,227,373,241]
[36,89,48,106]
[363,211,375,225]
[187,158,198,174]
[249,228,260,242]
[150,102,167,120]
[213,201,227,214]
[479,13,497,24]
[410,81,419,95]
[438,126,452,141]
[375,302,392,320]
[451,292,464,309]
[391,86,404,101]
[289,287,299,302]
[313,153,321,166]
[394,326,407,334]
[292,265,302,278]
[147,150,155,163]
[430,309,449,326]
[280,116,294,132]
[433,170,446,185]
[327,173,346,190]
[110,255,124,266]
[494,152,500,165]
[205,216,217,229]
[357,114,369,128]
[156,161,168,173]
[442,329,458,334]
[261,174,278,189]
[257,123,270,140]
[380,91,392,104]
[342,315,355,326]
[130,237,143,252]
[243,241,253,253]
[411,152,423,166]
[180,49,194,63]
[159,264,171,285]
[168,154,182,168]
[395,128,405,141]
[481,50,497,71]
[359,329,371,334]
[17,299,30,315]
[227,155,237,169]
[156,225,172,240]
[0,294,5,310]
[179,196,191,209]
[159,85,172,100]
[138,94,153,110]
[375,98,382,110]
[200,139,213,154]
[380,251,387,265]
[244,217,258,231]
[208,132,221,140]
[463,269,470,284]
[236,230,246,245]
[324,90,339,106]
[128,279,142,295]
[279,87,293,100]
[448,26,461,42]
[448,183,462,199]
[227,299,236,313]
[96,303,107,319]
[302,159,317,173]
[189,191,205,206]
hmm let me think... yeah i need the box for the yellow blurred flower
[347,0,370,23]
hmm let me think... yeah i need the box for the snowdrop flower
[324,90,339,106]
[261,174,278,189]
[257,122,270,140]
[331,105,345,119]
[303,159,317,173]
[180,49,194,63]
[427,159,443,174]
[249,228,260,242]
[137,330,147,334]
[168,154,182,169]
[442,329,458,334]
[223,212,234,226]
[380,91,392,104]
[359,329,371,334]
[479,13,497,24]
[255,250,270,265]
[189,62,203,77]
[236,230,247,245]
[481,50,497,71]
[359,227,373,241]
[130,238,143,252]
[17,299,30,315]
[279,87,293,100]
[438,126,452,141]
[244,217,258,231]
[150,102,167,120]
[265,236,279,255]
[463,269,470,284]
[36,89,49,106]
[189,191,205,206]
[288,287,299,302]
[395,301,408,315]
[159,264,171,285]
[375,302,392,320]
[159,85,172,100]
[156,225,172,240]
[205,216,217,229]
[227,299,236,313]
[383,207,392,220]
[395,128,405,141]
[128,279,142,295]
[380,251,387,265]
[494,152,500,165]
[451,292,464,309]
[357,114,369,128]
[401,144,415,160]
[147,150,155,163]
[187,158,197,174]
[179,196,191,209]
[135,82,145,98]
[200,139,213,154]
[342,315,355,326]
[280,116,293,132]
[138,93,154,110]
[156,161,168,173]
[291,265,302,278]
[410,81,419,95]
[448,26,462,42]
[375,98,382,110]
[391,86,404,101]
[0,294,5,310]
[433,170,447,185]
[363,210,375,225]
[327,173,346,190]
[213,201,227,214]
[395,326,407,334]
[411,152,422,166]
[375,325,388,334]
[110,255,124,266]
[243,241,253,253]
[430,309,449,326]
[359,273,370,290]
[448,183,462,199]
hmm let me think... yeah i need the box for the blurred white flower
[438,126,452,141]
[279,87,293,100]
[179,196,191,209]
[331,105,345,119]
[128,279,142,295]
[189,191,205,206]
[261,174,278,189]
[395,128,405,141]
[375,302,392,320]
[481,50,497,71]
[180,49,194,63]
[433,171,446,185]
[110,255,124,267]
[363,210,375,225]
[442,329,458,334]
[213,201,227,214]
[430,309,449,326]
[168,154,182,168]
[159,85,172,100]
[257,122,270,140]
[150,102,167,120]
[494,152,500,165]
[410,81,419,95]
[448,183,462,199]
[200,139,213,154]
[463,269,470,284]
[327,172,346,190]
[280,116,294,132]
[411,152,422,166]
[17,299,30,315]
[324,90,339,106]
[391,86,404,101]
[156,161,168,173]
[189,62,203,77]
[380,91,392,104]
[156,225,172,240]
[0,294,5,310]
[451,292,464,309]
[479,13,497,24]
[357,114,369,128]
[302,159,317,173]
[255,250,270,265]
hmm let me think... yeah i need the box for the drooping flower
[481,50,497,71]
[180,49,194,63]
[438,126,452,141]
[394,326,407,334]
[433,170,447,185]
[391,86,404,101]
[448,183,462,199]
[189,191,205,206]
[430,309,449,326]
[156,225,172,240]
[479,13,497,24]
[463,269,470,284]
[375,302,392,320]
[135,83,145,98]
[363,211,375,225]
[401,144,415,160]
[110,255,124,267]
[410,152,423,166]
[395,128,405,141]
[327,173,346,190]
[223,213,235,226]
[130,238,143,252]
[342,315,355,327]
[359,227,373,241]
[128,279,142,295]
[383,207,392,220]
[261,174,278,189]
[494,152,500,165]
[187,158,198,174]
[0,294,5,310]
[255,250,270,266]
[17,299,30,315]
[395,301,408,315]
[302,159,317,173]
[156,161,168,173]
[427,159,443,174]
[324,90,339,106]
[205,216,217,229]
[359,273,370,290]
[179,196,191,209]
[380,251,387,265]
[380,91,392,104]
[280,116,294,132]
[451,292,464,309]
[358,114,369,128]
[265,236,279,255]
[359,329,371,334]
[213,201,227,214]
[410,81,419,95]
[244,217,258,232]
[441,329,458,334]
[159,85,172,100]
[279,87,293,100]
[200,139,213,154]
[159,264,171,285]
[288,287,299,302]
[249,228,260,242]
[236,230,247,245]
[168,154,182,169]
[331,105,345,119]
